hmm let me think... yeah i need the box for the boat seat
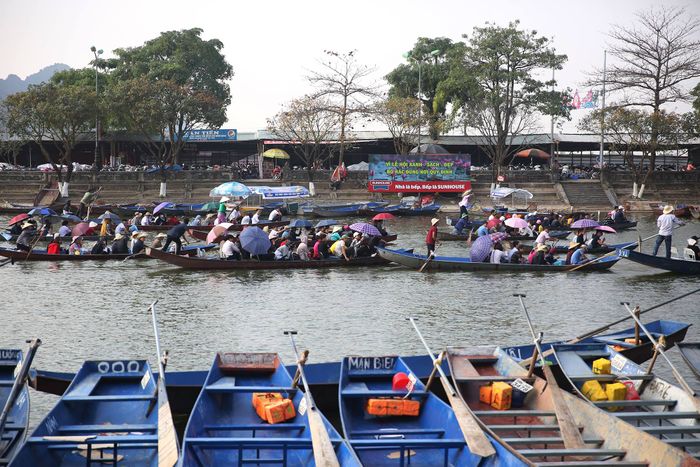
[519,448,626,458]
[593,399,677,408]
[341,389,427,398]
[473,410,555,417]
[455,376,535,383]
[555,351,598,377]
[664,438,700,447]
[350,438,465,448]
[350,428,445,437]
[531,462,648,466]
[568,374,652,382]
[203,423,306,431]
[0,381,15,386]
[29,434,158,446]
[63,394,155,401]
[185,437,336,448]
[488,424,582,432]
[57,423,157,433]
[501,436,604,445]
[640,425,700,434]
[615,411,700,420]
[205,385,297,393]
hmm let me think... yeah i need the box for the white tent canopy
[490,187,534,200]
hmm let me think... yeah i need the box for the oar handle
[407,318,453,394]
[284,331,316,410]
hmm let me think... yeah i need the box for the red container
[392,372,410,391]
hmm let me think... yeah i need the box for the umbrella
[504,217,528,229]
[206,223,235,244]
[199,202,220,212]
[315,219,340,228]
[372,213,396,221]
[489,232,508,243]
[28,207,56,217]
[60,214,82,223]
[154,201,174,215]
[209,181,252,199]
[595,225,617,234]
[8,213,29,226]
[239,226,271,255]
[571,219,600,229]
[98,212,121,222]
[409,144,450,154]
[486,218,502,230]
[349,222,381,237]
[71,222,91,237]
[470,232,509,263]
[262,148,290,160]
[288,219,313,228]
[515,148,551,159]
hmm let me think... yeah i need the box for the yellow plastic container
[582,380,608,402]
[490,382,512,410]
[592,358,611,375]
[605,382,628,411]
[479,385,492,405]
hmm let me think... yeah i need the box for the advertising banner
[368,153,471,193]
[183,129,238,141]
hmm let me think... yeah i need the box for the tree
[108,28,232,165]
[587,6,700,172]
[372,96,427,155]
[458,21,568,182]
[308,50,376,167]
[3,73,97,196]
[267,96,338,181]
[386,38,468,140]
[580,108,686,198]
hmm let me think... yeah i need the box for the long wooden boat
[504,319,690,365]
[437,230,570,242]
[0,244,213,262]
[338,355,527,466]
[313,205,363,218]
[447,346,699,465]
[0,234,114,243]
[0,349,30,465]
[146,246,392,270]
[186,221,289,241]
[618,248,700,274]
[518,242,632,255]
[181,352,361,466]
[377,246,620,272]
[10,359,162,466]
[677,342,700,379]
[551,343,700,458]
[651,204,693,218]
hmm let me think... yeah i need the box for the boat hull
[618,248,700,274]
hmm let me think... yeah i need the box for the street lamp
[403,49,440,153]
[90,46,103,171]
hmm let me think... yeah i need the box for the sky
[1,0,699,134]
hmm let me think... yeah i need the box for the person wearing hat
[221,233,241,260]
[612,206,627,223]
[570,243,589,265]
[47,233,62,255]
[141,212,153,226]
[110,232,129,254]
[458,188,473,217]
[130,231,148,254]
[565,242,582,265]
[83,221,99,236]
[151,232,167,249]
[426,218,439,255]
[15,221,37,252]
[686,236,700,261]
[130,212,143,227]
[653,205,685,259]
[69,236,83,255]
[530,243,549,265]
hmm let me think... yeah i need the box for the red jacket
[426,225,438,245]
[47,242,60,255]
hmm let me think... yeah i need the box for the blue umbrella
[153,201,174,215]
[288,219,313,228]
[60,214,83,223]
[239,226,271,255]
[28,207,56,217]
[209,181,252,199]
[315,219,340,228]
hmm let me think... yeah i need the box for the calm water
[1,213,698,428]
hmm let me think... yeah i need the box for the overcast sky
[2,0,699,133]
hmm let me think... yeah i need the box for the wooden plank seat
[63,395,155,402]
[593,399,676,408]
[519,448,626,457]
[204,385,297,393]
[502,436,604,445]
[350,428,445,437]
[202,424,306,431]
[57,424,157,433]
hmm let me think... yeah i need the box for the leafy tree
[587,6,700,172]
[372,96,427,155]
[458,21,568,182]
[267,96,338,181]
[308,50,377,167]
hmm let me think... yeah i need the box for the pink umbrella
[206,223,235,243]
[372,213,396,221]
[504,217,528,229]
[595,225,617,234]
[71,222,91,237]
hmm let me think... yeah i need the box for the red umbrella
[8,213,29,226]
[486,218,502,229]
[515,148,551,159]
[372,213,396,221]
[71,222,91,237]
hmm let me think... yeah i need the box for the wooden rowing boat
[618,248,700,274]
[650,204,693,218]
[437,230,570,242]
[181,352,361,466]
[677,343,700,379]
[552,343,700,458]
[11,360,163,466]
[0,245,213,262]
[146,246,391,270]
[447,346,699,465]
[377,247,620,272]
[338,355,527,466]
[0,349,30,465]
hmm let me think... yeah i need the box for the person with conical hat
[426,218,439,255]
[652,205,684,259]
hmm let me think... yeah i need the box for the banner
[571,89,599,110]
[368,154,471,193]
[183,129,238,141]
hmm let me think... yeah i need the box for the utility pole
[599,50,607,170]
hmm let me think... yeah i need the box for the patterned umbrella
[571,219,600,229]
[489,232,509,243]
[209,182,252,199]
[470,235,493,263]
[349,222,381,236]
[239,226,271,255]
[372,213,396,221]
[504,217,528,229]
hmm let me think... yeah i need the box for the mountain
[0,63,71,100]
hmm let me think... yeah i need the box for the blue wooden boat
[396,204,441,216]
[338,355,527,466]
[618,248,700,274]
[0,349,31,466]
[10,360,160,466]
[364,204,402,215]
[181,352,360,466]
[312,205,364,218]
[678,342,700,378]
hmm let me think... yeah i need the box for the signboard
[347,356,397,375]
[183,129,238,141]
[368,154,471,193]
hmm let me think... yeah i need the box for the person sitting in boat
[252,209,262,225]
[166,215,180,226]
[612,206,626,223]
[269,207,283,222]
[141,212,153,226]
[131,232,148,255]
[588,230,606,249]
[240,213,252,225]
[506,240,520,261]
[570,244,589,265]
[476,221,489,238]
[15,221,36,252]
[535,227,551,247]
[114,220,128,237]
[221,233,241,260]
[686,236,700,260]
[69,236,83,255]
[487,210,497,221]
[62,199,73,215]
[544,247,558,265]
[274,241,292,260]
[453,214,470,235]
[130,212,143,226]
[573,229,586,245]
[531,244,549,265]
[154,213,167,226]
[47,233,61,255]
[189,215,203,226]
[372,219,388,236]
[489,242,507,263]
[227,205,240,223]
[296,240,310,260]
[9,220,22,236]
[58,220,71,237]
[509,244,525,264]
[330,235,352,260]
[110,233,128,254]
[312,233,329,259]
[151,232,167,249]
[91,236,107,254]
[550,215,562,229]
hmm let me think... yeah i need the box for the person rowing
[161,218,190,255]
[652,205,685,259]
[426,218,439,254]
[15,221,37,252]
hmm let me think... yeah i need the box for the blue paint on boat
[0,349,29,465]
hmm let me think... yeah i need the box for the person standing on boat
[535,227,551,248]
[78,186,101,218]
[161,218,190,255]
[458,189,473,217]
[426,218,439,255]
[453,214,469,235]
[652,205,685,259]
[16,222,36,252]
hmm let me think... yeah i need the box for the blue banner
[183,129,238,141]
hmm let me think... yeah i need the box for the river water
[1,213,698,428]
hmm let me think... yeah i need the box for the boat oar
[621,302,700,412]
[514,294,586,450]
[0,338,41,437]
[147,301,179,467]
[0,258,12,268]
[407,317,496,458]
[418,248,436,272]
[284,331,340,467]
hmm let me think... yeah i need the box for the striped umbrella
[571,219,600,229]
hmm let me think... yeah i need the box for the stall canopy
[250,186,310,199]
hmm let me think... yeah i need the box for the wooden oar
[408,317,496,458]
[148,301,179,467]
[284,331,340,467]
[418,249,436,272]
[0,258,12,268]
[514,294,586,450]
[0,338,41,437]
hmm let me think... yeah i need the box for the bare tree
[587,6,700,172]
[307,50,377,166]
[267,96,338,181]
[372,96,427,155]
